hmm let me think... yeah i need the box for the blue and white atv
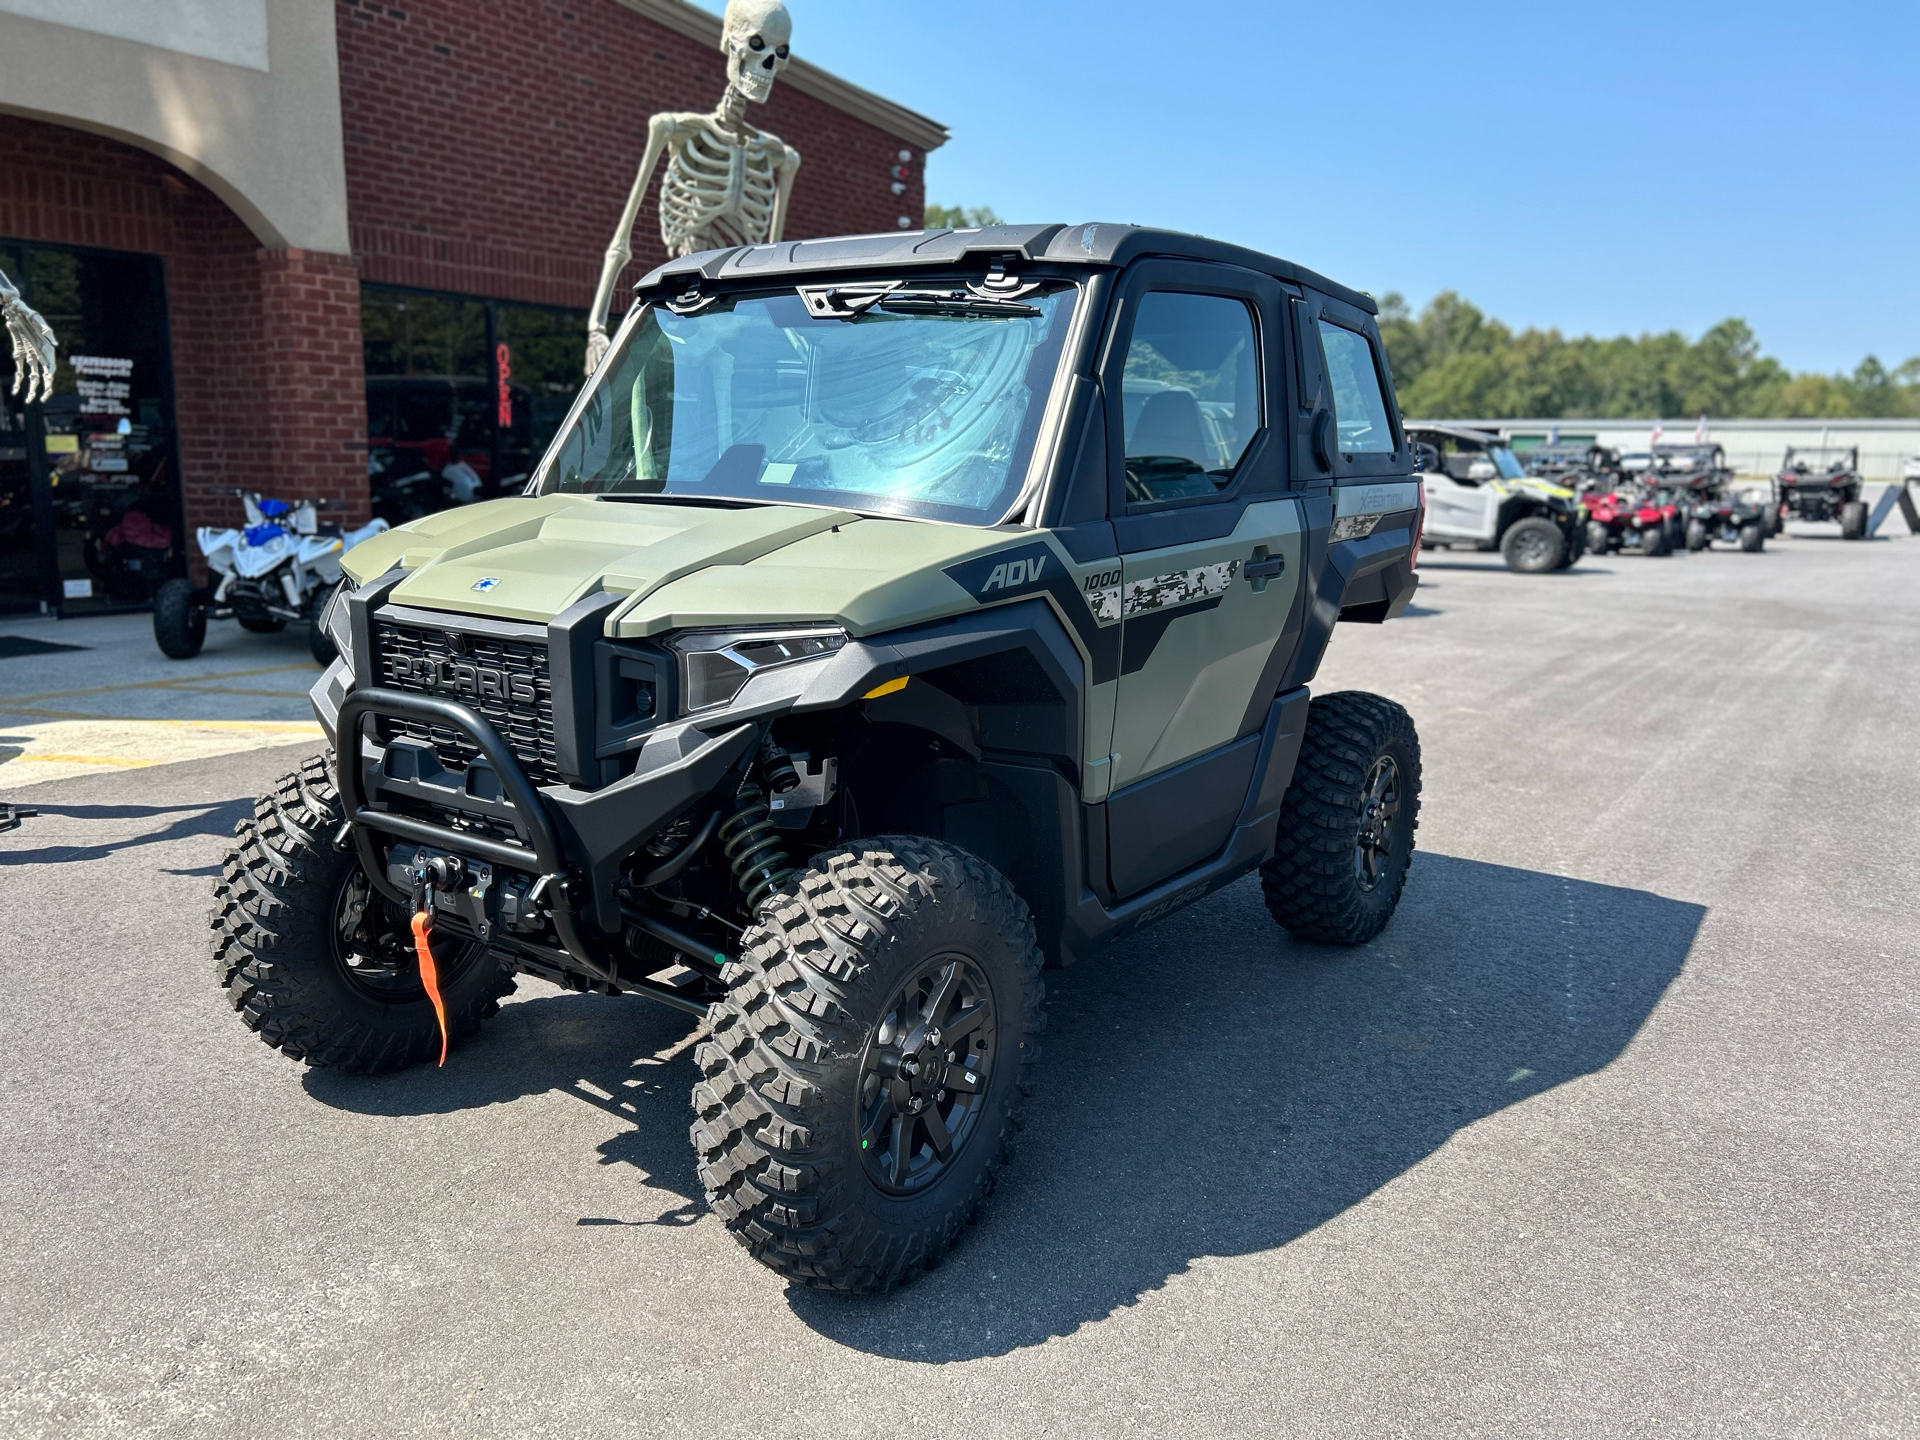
[153,491,388,663]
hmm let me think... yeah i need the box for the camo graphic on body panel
[1122,560,1239,617]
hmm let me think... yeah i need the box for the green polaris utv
[213,224,1424,1291]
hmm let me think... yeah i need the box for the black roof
[1402,421,1504,446]
[633,223,1378,315]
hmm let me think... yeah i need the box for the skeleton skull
[721,0,791,105]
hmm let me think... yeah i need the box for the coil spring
[719,784,795,916]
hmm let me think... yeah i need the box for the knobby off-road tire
[1686,518,1710,551]
[211,752,515,1072]
[1500,516,1566,574]
[1261,691,1421,947]
[1641,523,1671,557]
[692,837,1045,1292]
[1585,520,1613,557]
[1840,500,1869,540]
[1739,521,1766,552]
[152,577,206,659]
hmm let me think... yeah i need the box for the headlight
[320,581,353,664]
[665,626,847,714]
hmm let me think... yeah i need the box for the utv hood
[340,494,1015,635]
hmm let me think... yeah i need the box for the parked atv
[1634,444,1756,551]
[153,491,388,663]
[1581,483,1673,556]
[1525,443,1621,489]
[1775,445,1868,538]
[210,224,1425,1293]
[1410,423,1586,572]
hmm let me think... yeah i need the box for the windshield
[1490,447,1526,481]
[535,282,1078,524]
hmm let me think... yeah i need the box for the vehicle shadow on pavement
[0,797,252,866]
[302,987,709,1207]
[1415,560,1613,575]
[787,851,1703,1360]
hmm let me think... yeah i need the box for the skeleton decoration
[1,266,57,404]
[585,0,802,373]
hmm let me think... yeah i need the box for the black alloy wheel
[213,753,518,1072]
[330,866,487,1005]
[1261,690,1421,946]
[692,837,1044,1291]
[857,956,997,1194]
[1354,754,1403,893]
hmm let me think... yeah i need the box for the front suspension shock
[719,784,795,916]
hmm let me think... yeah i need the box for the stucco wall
[0,0,351,253]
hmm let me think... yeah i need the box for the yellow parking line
[0,716,320,732]
[150,695,314,706]
[2,663,317,706]
[11,753,154,769]
[0,707,138,721]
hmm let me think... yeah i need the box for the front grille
[373,618,559,786]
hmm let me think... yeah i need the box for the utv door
[1099,262,1303,896]
[1423,471,1495,541]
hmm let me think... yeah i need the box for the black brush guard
[336,687,714,1017]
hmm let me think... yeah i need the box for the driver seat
[1128,390,1211,468]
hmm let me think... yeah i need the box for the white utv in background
[1410,423,1587,573]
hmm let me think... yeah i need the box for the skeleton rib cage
[657,118,789,256]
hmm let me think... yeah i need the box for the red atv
[1582,483,1674,556]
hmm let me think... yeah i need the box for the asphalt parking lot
[2,526,1914,1438]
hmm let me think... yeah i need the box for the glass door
[0,241,43,613]
[1,241,182,616]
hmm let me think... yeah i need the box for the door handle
[1244,547,1285,592]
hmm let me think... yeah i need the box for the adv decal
[943,541,1122,685]
[944,543,1060,604]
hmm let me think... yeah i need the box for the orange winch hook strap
[410,908,449,1067]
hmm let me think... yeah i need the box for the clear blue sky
[787,0,1917,374]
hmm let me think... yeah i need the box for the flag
[1695,415,1708,443]
[1549,424,1560,446]
[1651,420,1665,446]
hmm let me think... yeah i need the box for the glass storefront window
[0,239,181,615]
[495,302,588,487]
[361,285,585,525]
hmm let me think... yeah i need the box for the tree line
[1377,292,1919,421]
[925,206,1916,421]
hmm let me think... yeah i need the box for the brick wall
[0,4,929,576]
[336,0,927,313]
[0,115,371,548]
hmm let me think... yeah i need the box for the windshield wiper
[797,280,1038,320]
[876,292,1040,318]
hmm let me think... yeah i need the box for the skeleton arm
[0,266,57,405]
[767,142,801,246]
[586,113,688,375]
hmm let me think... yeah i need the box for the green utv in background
[214,224,1424,1292]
